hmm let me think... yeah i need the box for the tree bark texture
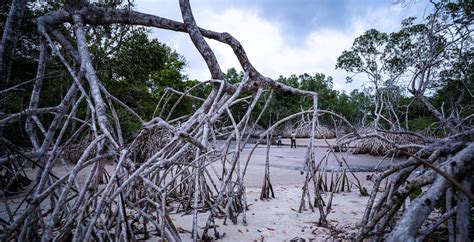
[0,1,472,241]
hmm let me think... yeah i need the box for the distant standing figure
[277,134,282,147]
[290,131,296,148]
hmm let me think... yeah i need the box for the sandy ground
[224,138,398,188]
[169,175,373,241]
[0,139,392,241]
[168,139,384,241]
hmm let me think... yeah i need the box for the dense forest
[2,1,472,143]
[0,0,472,241]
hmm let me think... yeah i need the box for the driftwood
[350,129,427,156]
[356,130,473,241]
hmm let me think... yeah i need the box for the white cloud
[136,1,427,92]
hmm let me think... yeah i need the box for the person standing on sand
[290,131,296,148]
[277,134,282,147]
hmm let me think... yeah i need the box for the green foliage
[336,1,473,132]
[405,116,437,131]
[433,48,474,121]
[2,2,73,146]
[336,28,412,91]
[409,187,423,202]
[101,31,187,118]
[253,73,370,128]
[3,3,193,144]
[224,67,243,84]
[4,0,472,148]
[96,31,200,137]
[343,89,372,123]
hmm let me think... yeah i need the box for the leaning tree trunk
[0,0,28,136]
[357,130,473,241]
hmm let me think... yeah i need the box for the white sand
[168,140,383,241]
[1,139,388,241]
[169,183,371,241]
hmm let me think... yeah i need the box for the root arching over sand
[0,1,472,241]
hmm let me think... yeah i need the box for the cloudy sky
[136,0,430,92]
